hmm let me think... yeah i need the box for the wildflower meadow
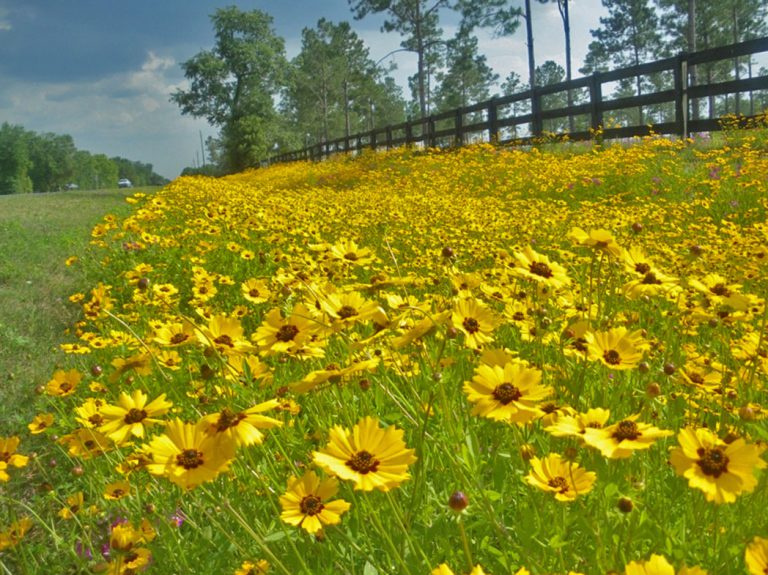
[1,124,768,575]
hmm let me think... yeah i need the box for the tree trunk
[688,0,699,120]
[560,0,574,133]
[732,3,740,115]
[415,2,427,119]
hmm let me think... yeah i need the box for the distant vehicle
[118,178,133,188]
[65,183,79,190]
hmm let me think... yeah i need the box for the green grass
[0,188,155,435]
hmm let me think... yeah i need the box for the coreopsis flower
[452,298,501,350]
[153,321,195,347]
[525,453,596,501]
[745,536,768,575]
[583,415,672,459]
[201,400,283,446]
[463,361,552,424]
[74,398,106,428]
[99,390,172,445]
[319,290,387,331]
[253,303,325,358]
[313,416,416,491]
[28,413,54,434]
[569,227,624,258]
[196,315,255,356]
[391,309,451,349]
[432,565,491,575]
[46,368,82,396]
[512,246,571,289]
[279,470,351,534]
[0,436,29,481]
[330,239,376,267]
[290,357,379,393]
[585,327,646,370]
[144,419,236,491]
[669,427,766,504]
[241,278,272,304]
[58,492,88,519]
[103,480,132,500]
[624,553,708,574]
[0,517,33,551]
[59,428,111,459]
[235,560,270,575]
[544,407,611,440]
[156,350,183,370]
[109,353,153,384]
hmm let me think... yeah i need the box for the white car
[118,178,133,188]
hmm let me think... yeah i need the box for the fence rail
[267,36,768,165]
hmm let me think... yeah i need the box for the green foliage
[0,123,33,195]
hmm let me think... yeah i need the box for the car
[118,178,133,188]
[65,183,79,190]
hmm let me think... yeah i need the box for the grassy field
[1,129,767,574]
[0,188,153,434]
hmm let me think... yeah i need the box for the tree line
[0,123,169,195]
[175,0,768,175]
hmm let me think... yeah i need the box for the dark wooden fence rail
[267,36,768,165]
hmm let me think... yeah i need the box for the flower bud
[448,491,469,512]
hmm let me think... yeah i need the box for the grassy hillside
[0,188,152,434]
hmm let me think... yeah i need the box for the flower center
[612,420,640,441]
[176,449,204,470]
[710,283,730,297]
[215,408,246,432]
[0,452,9,463]
[697,447,729,477]
[346,450,380,474]
[337,305,358,319]
[344,252,358,261]
[603,349,622,365]
[462,317,480,334]
[170,333,189,344]
[529,261,553,278]
[635,262,651,274]
[276,324,299,342]
[547,476,570,493]
[299,494,325,516]
[214,334,234,347]
[249,288,260,297]
[492,383,522,405]
[642,272,661,285]
[124,408,148,424]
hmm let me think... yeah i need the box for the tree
[283,19,405,145]
[27,133,77,193]
[349,0,449,119]
[433,28,498,112]
[171,7,287,172]
[0,123,33,195]
[582,0,664,125]
[536,60,569,132]
[500,71,530,138]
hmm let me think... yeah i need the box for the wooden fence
[267,36,768,165]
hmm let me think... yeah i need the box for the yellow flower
[46,368,82,396]
[59,428,111,459]
[99,390,172,444]
[28,413,54,434]
[196,315,256,356]
[583,415,672,459]
[624,553,708,575]
[153,321,195,346]
[235,560,270,575]
[313,416,416,491]
[109,353,153,384]
[585,327,645,370]
[144,419,236,491]
[569,227,624,258]
[512,246,571,289]
[254,303,325,358]
[241,278,272,304]
[0,436,29,480]
[104,480,132,500]
[463,361,551,424]
[0,517,33,551]
[669,427,766,504]
[745,536,768,575]
[432,565,491,575]
[525,453,596,501]
[544,408,611,440]
[201,400,283,446]
[279,470,351,534]
[452,298,500,350]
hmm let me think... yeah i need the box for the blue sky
[0,1,607,178]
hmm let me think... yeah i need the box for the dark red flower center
[346,450,380,474]
[493,383,522,405]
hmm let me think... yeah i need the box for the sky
[0,1,609,179]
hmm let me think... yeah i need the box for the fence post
[455,108,464,146]
[386,126,393,150]
[531,88,543,138]
[588,72,603,143]
[674,52,689,139]
[427,115,436,147]
[487,98,498,143]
